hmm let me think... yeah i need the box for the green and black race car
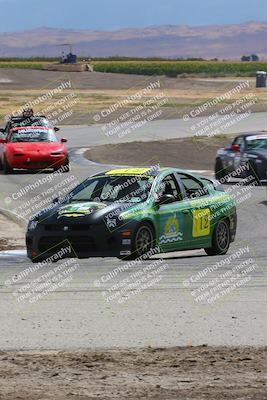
[26,167,237,262]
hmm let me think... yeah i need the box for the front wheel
[3,156,13,174]
[215,159,228,182]
[54,159,70,173]
[205,219,230,256]
[62,157,70,172]
[30,256,58,264]
[120,223,156,260]
[248,161,261,185]
[63,163,70,172]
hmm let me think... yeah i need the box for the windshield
[70,175,154,204]
[246,135,267,150]
[10,128,58,143]
[11,117,50,129]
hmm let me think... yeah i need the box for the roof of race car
[105,167,162,176]
[9,115,47,122]
[235,131,267,138]
[94,167,202,178]
[92,167,164,178]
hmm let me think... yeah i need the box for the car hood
[7,142,65,153]
[37,201,143,225]
[249,149,267,159]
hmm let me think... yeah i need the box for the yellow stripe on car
[106,168,151,176]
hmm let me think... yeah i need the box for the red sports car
[0,126,69,174]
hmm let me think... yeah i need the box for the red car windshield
[10,128,58,143]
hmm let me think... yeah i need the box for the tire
[248,161,261,185]
[215,159,228,182]
[31,256,58,264]
[63,163,70,173]
[3,156,13,175]
[54,159,69,173]
[31,257,45,264]
[120,222,156,260]
[205,219,230,256]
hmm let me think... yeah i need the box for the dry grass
[1,81,267,125]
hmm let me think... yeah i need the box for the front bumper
[246,159,267,182]
[229,212,237,243]
[9,154,68,170]
[26,221,135,260]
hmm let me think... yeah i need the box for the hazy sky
[0,0,266,32]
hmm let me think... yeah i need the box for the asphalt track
[63,112,267,146]
[0,120,267,350]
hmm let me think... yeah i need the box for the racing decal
[106,168,151,176]
[106,218,117,228]
[57,202,106,218]
[192,208,211,237]
[159,214,184,244]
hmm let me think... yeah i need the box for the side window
[201,178,214,194]
[201,178,224,193]
[178,173,206,199]
[158,174,183,201]
[233,136,245,151]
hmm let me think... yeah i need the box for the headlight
[28,220,38,231]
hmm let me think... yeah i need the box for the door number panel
[193,208,211,237]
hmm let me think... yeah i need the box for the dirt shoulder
[0,212,25,251]
[1,70,266,126]
[0,346,266,400]
[85,137,231,171]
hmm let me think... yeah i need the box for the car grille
[26,161,50,167]
[39,236,96,253]
[44,224,92,232]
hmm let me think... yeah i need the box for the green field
[92,61,267,77]
[0,61,45,69]
[1,60,267,76]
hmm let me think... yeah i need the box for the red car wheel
[3,156,13,175]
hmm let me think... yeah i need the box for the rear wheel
[215,159,228,182]
[205,219,230,256]
[3,156,13,174]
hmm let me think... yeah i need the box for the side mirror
[231,144,240,152]
[156,194,176,205]
[54,127,60,132]
[61,138,67,143]
[0,138,7,144]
